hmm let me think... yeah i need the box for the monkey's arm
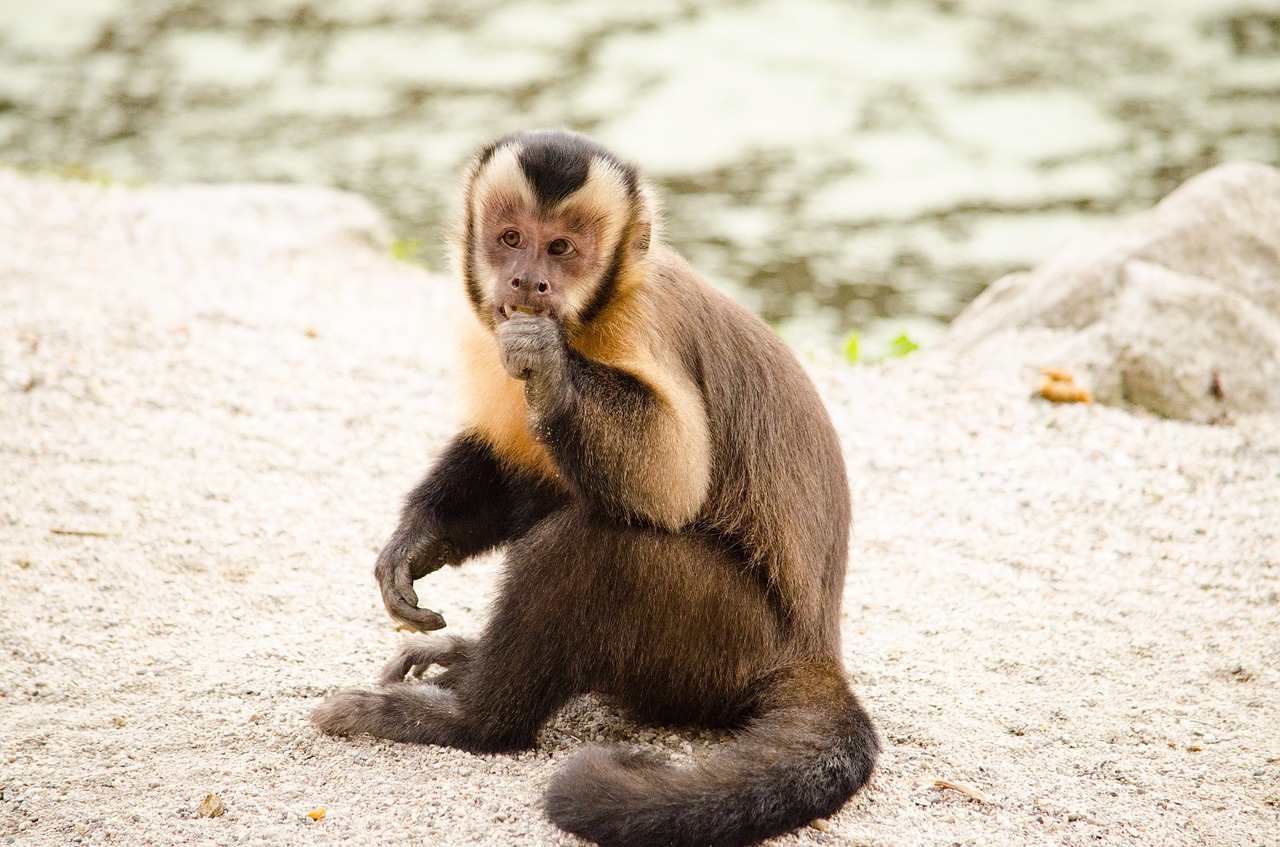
[375,431,559,631]
[498,315,710,529]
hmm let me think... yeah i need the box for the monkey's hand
[373,530,452,632]
[497,314,569,415]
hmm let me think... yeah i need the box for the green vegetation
[24,162,136,186]
[842,334,860,364]
[390,238,425,264]
[886,333,919,358]
[842,332,919,364]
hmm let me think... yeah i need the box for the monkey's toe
[379,637,439,684]
[379,634,473,685]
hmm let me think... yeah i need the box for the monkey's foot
[310,688,383,737]
[379,634,473,685]
[310,685,458,743]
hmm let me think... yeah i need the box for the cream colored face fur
[467,145,643,329]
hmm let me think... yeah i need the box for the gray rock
[135,183,394,258]
[945,161,1280,422]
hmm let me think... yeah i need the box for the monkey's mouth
[496,303,552,322]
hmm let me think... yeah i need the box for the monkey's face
[462,133,651,333]
[478,208,602,328]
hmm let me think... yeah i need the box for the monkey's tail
[544,661,878,847]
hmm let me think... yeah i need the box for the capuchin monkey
[312,129,878,847]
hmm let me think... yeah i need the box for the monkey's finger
[390,602,447,633]
[384,575,441,628]
[383,584,446,631]
[376,571,443,632]
[393,567,419,609]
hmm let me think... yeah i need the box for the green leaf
[842,334,861,363]
[886,333,918,359]
[390,239,424,263]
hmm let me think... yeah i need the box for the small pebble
[196,794,226,818]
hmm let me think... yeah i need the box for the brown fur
[313,130,878,847]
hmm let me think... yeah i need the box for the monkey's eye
[547,238,575,257]
[500,229,522,248]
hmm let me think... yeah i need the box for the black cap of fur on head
[481,129,641,210]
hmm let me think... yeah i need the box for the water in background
[2,0,1278,353]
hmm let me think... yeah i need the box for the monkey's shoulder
[639,249,822,396]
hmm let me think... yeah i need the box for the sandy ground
[1,171,1277,847]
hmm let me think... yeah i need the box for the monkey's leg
[513,508,783,728]
[312,636,572,753]
[378,634,474,686]
[466,507,876,845]
[314,523,587,751]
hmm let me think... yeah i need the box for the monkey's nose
[511,275,551,294]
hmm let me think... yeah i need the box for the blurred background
[1,0,1278,356]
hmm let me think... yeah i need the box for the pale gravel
[1,170,1277,847]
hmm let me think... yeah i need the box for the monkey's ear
[633,221,651,254]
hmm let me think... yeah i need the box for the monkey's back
[645,248,852,656]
